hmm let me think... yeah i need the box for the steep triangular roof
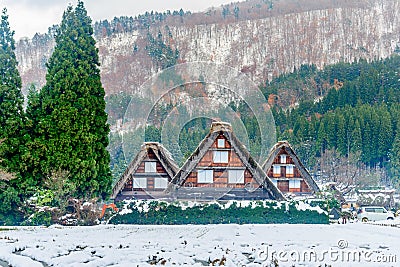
[262,141,320,193]
[168,122,286,200]
[111,142,179,199]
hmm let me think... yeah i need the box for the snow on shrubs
[109,200,329,225]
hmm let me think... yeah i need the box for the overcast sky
[2,0,234,40]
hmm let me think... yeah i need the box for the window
[289,179,301,189]
[132,178,147,188]
[144,162,156,173]
[271,179,278,187]
[375,208,385,213]
[280,154,287,164]
[197,169,213,183]
[217,139,225,148]
[213,151,228,163]
[154,178,168,189]
[286,165,294,176]
[228,170,245,184]
[273,165,281,175]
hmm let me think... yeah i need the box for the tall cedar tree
[0,8,24,222]
[35,2,111,199]
[0,8,24,173]
[390,133,400,187]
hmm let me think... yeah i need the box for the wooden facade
[111,142,179,200]
[181,134,259,189]
[262,141,319,195]
[167,122,285,201]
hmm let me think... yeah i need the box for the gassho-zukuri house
[262,141,320,196]
[111,122,319,201]
[111,142,179,201]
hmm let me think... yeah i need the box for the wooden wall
[183,134,261,189]
[122,149,170,192]
[269,147,312,193]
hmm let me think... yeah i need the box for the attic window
[280,154,287,164]
[154,178,168,189]
[197,169,213,183]
[144,162,157,173]
[286,165,294,176]
[273,165,281,176]
[132,178,147,188]
[289,179,300,189]
[217,139,225,148]
[228,169,244,184]
[213,151,228,163]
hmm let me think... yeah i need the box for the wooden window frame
[144,162,157,173]
[228,169,245,184]
[154,177,169,189]
[217,139,225,148]
[197,169,213,183]
[213,150,229,163]
[286,165,294,177]
[132,177,147,188]
[280,154,287,164]
[273,165,281,177]
[289,179,301,189]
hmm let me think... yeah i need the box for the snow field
[0,223,399,266]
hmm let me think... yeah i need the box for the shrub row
[109,201,329,225]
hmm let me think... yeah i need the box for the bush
[21,210,52,226]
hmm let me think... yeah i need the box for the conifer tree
[351,119,362,153]
[34,1,111,198]
[0,8,24,173]
[0,8,25,223]
[389,133,400,188]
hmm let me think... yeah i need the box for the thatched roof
[261,141,320,193]
[167,122,286,201]
[111,142,179,199]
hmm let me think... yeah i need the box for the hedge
[109,200,328,225]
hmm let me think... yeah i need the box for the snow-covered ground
[1,222,399,267]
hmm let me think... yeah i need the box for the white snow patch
[1,223,399,266]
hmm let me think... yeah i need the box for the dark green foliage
[0,9,26,225]
[21,210,52,227]
[389,133,400,188]
[0,8,25,173]
[109,201,328,225]
[266,56,400,187]
[0,183,23,225]
[28,1,112,199]
[108,133,127,183]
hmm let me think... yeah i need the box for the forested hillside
[106,56,400,193]
[263,56,400,189]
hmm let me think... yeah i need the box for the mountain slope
[15,0,400,100]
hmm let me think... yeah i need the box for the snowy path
[0,223,399,266]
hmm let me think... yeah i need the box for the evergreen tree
[0,8,24,173]
[0,8,25,224]
[33,2,111,199]
[389,133,400,188]
[351,119,362,153]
